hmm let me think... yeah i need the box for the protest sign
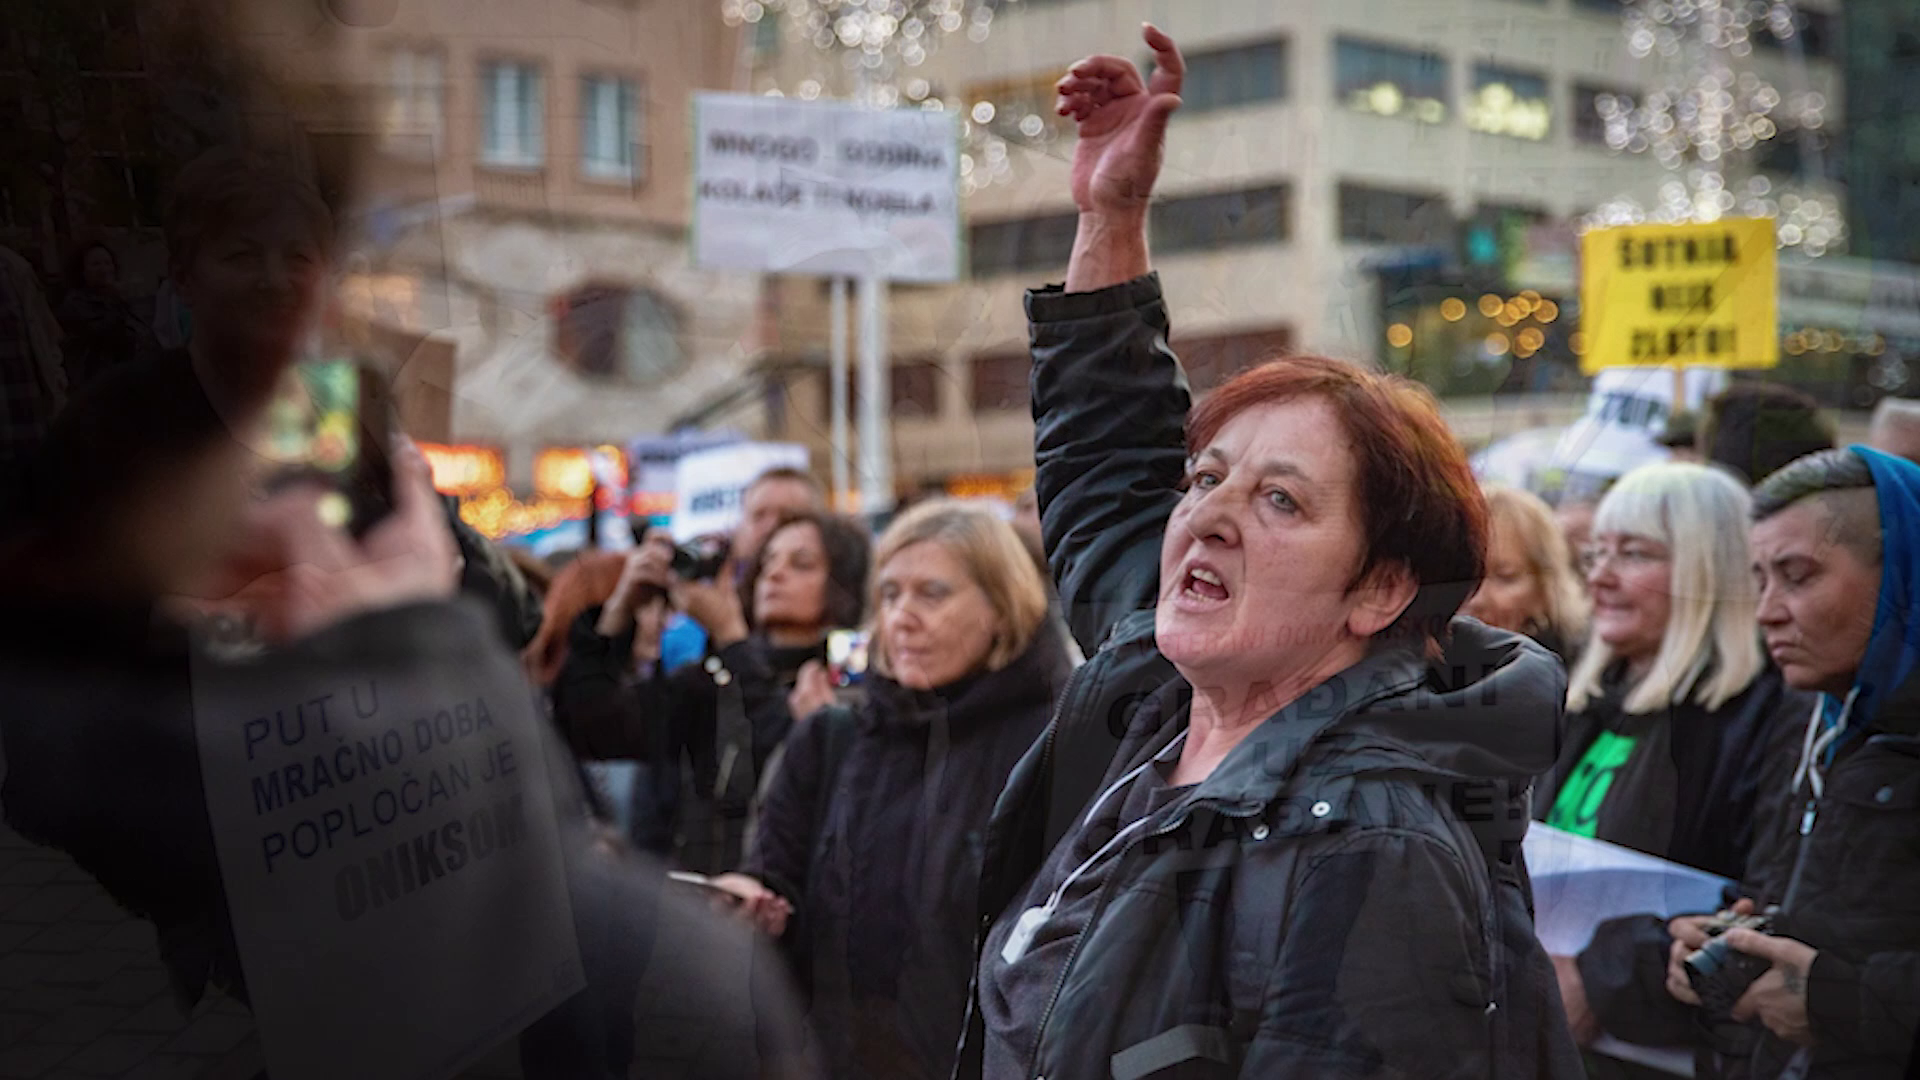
[190,619,584,1080]
[691,93,961,283]
[670,441,809,542]
[1579,219,1778,374]
[1525,822,1731,1076]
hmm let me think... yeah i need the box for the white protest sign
[1525,823,1728,1076]
[670,441,809,542]
[190,615,584,1080]
[692,93,961,283]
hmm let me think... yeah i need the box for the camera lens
[1686,938,1728,981]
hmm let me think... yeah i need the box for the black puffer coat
[952,273,1583,1080]
[744,629,1070,1080]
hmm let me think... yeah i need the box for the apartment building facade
[731,0,1847,500]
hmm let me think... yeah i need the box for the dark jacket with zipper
[1531,664,1814,1049]
[952,273,1584,1080]
[1696,666,1920,1080]
[745,629,1070,1080]
[553,610,819,874]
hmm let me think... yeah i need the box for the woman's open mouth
[1175,564,1231,609]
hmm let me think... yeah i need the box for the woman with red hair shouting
[957,25,1582,1080]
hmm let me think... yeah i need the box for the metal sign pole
[857,269,893,518]
[829,276,851,510]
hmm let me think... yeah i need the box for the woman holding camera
[554,512,869,874]
[1536,463,1814,1053]
[712,500,1070,1080]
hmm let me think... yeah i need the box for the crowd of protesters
[5,11,1920,1080]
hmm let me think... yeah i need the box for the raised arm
[1032,25,1190,652]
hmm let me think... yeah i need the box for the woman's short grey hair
[1751,449,1880,567]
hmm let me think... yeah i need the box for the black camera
[670,535,731,581]
[1684,908,1776,1017]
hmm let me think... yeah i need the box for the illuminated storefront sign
[417,443,506,497]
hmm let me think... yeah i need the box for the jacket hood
[1152,618,1565,860]
[1838,446,1920,733]
[1343,617,1569,783]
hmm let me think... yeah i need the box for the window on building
[1151,185,1291,255]
[1467,64,1550,140]
[814,361,942,420]
[78,74,158,228]
[969,211,1080,277]
[971,350,1030,413]
[382,49,444,156]
[1573,83,1638,146]
[1173,327,1295,394]
[1334,39,1448,124]
[1179,40,1287,113]
[751,11,781,56]
[482,61,545,168]
[1338,183,1452,246]
[892,361,942,418]
[65,0,157,229]
[1757,126,1843,182]
[1754,7,1836,59]
[581,75,642,183]
[553,284,685,382]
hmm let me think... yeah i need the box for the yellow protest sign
[1579,219,1778,374]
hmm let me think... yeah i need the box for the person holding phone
[711,500,1072,1080]
[553,510,870,874]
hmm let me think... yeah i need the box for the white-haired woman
[1540,463,1814,1050]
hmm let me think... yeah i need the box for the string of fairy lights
[724,0,1844,253]
[1583,0,1846,256]
[718,0,1060,196]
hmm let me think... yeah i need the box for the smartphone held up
[827,629,870,688]
[260,357,395,537]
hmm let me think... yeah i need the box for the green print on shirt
[1546,730,1639,838]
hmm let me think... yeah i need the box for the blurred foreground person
[718,500,1068,1080]
[955,27,1580,1079]
[1648,446,1920,1080]
[1536,464,1813,1053]
[1465,485,1590,661]
[0,141,808,1079]
[556,512,869,873]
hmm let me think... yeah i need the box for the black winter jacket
[953,274,1584,1080]
[1708,668,1920,1079]
[553,611,819,873]
[745,629,1070,1080]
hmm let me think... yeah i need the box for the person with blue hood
[1652,445,1920,1079]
